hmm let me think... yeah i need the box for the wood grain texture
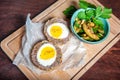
[0,0,120,80]
[0,0,56,80]
[79,0,120,80]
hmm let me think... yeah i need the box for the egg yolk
[50,25,62,39]
[40,46,55,60]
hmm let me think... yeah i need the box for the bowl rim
[70,8,110,44]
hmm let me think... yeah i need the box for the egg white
[37,43,57,66]
[47,23,70,39]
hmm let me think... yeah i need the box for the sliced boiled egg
[37,43,57,66]
[47,23,69,39]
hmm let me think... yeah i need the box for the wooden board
[1,0,120,80]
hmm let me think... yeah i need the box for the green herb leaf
[95,6,102,18]
[77,11,86,19]
[93,27,98,33]
[102,8,112,14]
[100,8,112,19]
[85,9,95,20]
[74,21,79,27]
[79,0,96,9]
[95,6,112,19]
[100,14,111,19]
[63,5,77,18]
[93,18,103,27]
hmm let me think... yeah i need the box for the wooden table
[0,0,120,80]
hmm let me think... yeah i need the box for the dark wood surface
[0,0,120,80]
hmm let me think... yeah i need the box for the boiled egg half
[37,43,57,66]
[47,23,69,39]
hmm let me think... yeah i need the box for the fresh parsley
[63,5,77,18]
[79,0,96,9]
[78,11,86,20]
[99,8,112,19]
[86,9,95,18]
[93,18,104,27]
[63,0,112,27]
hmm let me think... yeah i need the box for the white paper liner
[13,14,86,74]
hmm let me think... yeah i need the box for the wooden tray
[1,0,120,80]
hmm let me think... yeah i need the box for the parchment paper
[13,14,86,74]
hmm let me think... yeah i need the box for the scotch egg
[36,43,57,66]
[31,41,62,71]
[44,18,71,44]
